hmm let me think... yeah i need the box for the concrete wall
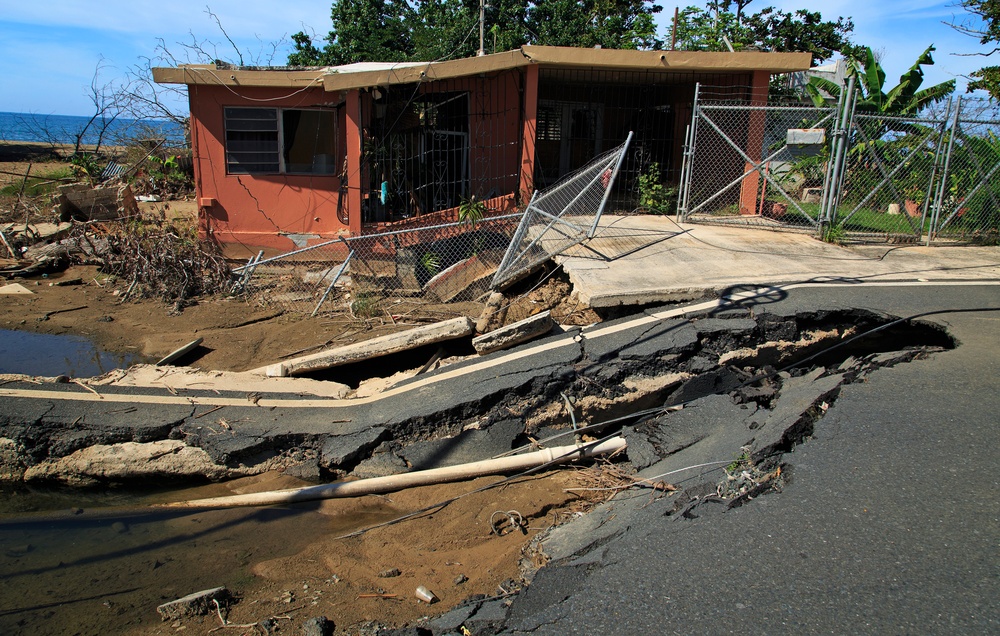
[188,84,348,253]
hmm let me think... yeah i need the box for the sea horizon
[0,110,186,146]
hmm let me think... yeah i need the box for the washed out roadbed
[0,267,960,635]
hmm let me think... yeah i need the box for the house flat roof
[152,46,812,91]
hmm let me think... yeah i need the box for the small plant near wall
[821,224,847,245]
[458,195,486,228]
[420,251,441,275]
[637,162,677,214]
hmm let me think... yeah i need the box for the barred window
[224,107,338,175]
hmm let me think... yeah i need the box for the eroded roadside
[0,301,957,635]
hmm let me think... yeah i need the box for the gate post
[927,96,961,244]
[820,75,856,238]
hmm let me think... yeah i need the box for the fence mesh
[493,136,632,287]
[234,213,521,316]
[680,90,1000,245]
[930,98,1000,244]
[681,101,838,232]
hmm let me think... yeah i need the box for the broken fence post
[312,239,354,317]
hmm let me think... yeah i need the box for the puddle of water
[0,481,389,635]
[0,329,144,378]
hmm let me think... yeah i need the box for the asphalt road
[501,283,1000,635]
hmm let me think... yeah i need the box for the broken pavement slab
[255,316,475,377]
[472,310,554,355]
[94,364,350,399]
[423,252,500,302]
[0,283,33,295]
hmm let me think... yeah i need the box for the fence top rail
[698,103,837,113]
[956,117,1000,127]
[348,213,523,242]
[852,112,947,126]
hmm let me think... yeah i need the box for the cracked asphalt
[496,283,1000,635]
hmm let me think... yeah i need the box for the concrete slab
[472,310,554,355]
[0,283,33,295]
[256,316,475,377]
[557,216,1000,308]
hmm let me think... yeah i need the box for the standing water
[0,329,144,377]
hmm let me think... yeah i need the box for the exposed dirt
[1,468,601,636]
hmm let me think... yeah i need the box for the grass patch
[0,167,75,197]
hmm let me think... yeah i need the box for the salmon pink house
[154,46,810,254]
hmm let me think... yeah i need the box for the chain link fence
[233,213,522,317]
[494,134,633,287]
[679,87,1000,245]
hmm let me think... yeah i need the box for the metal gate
[492,132,633,288]
[679,84,1000,245]
[677,85,839,233]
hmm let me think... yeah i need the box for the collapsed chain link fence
[493,133,633,287]
[233,213,521,316]
[680,86,1000,245]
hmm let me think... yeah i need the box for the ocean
[0,111,185,146]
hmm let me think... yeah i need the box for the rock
[378,568,401,578]
[5,544,33,557]
[473,310,554,355]
[454,574,469,585]
[23,440,237,487]
[156,586,229,621]
[301,616,334,636]
[476,291,506,333]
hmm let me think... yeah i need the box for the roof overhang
[152,46,812,92]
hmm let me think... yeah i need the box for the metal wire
[680,89,1000,245]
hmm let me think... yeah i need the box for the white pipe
[156,437,627,510]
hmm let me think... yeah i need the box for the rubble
[472,310,554,355]
[156,586,230,621]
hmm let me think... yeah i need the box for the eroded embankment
[0,303,954,494]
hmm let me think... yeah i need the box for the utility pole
[478,0,485,56]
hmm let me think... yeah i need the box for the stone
[378,568,402,578]
[473,310,554,355]
[301,616,334,636]
[156,586,229,621]
[476,291,506,333]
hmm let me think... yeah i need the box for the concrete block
[423,252,499,303]
[257,316,474,377]
[156,586,229,620]
[473,311,554,355]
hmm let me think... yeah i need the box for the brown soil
[0,144,613,634]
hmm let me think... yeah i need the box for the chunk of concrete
[256,317,474,377]
[156,586,229,620]
[473,311,554,355]
[423,253,499,303]
[476,291,506,333]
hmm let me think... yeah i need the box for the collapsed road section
[0,291,954,491]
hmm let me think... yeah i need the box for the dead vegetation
[99,211,231,304]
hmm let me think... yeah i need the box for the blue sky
[0,0,990,117]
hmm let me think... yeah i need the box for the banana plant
[806,46,954,117]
